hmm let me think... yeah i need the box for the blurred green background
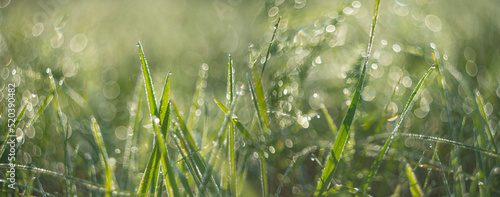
[1,0,500,196]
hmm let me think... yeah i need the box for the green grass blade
[320,105,338,136]
[171,101,221,195]
[394,133,500,158]
[159,72,171,125]
[434,147,452,196]
[249,48,270,134]
[260,155,268,197]
[91,117,113,197]
[175,166,195,197]
[214,97,253,140]
[137,42,159,119]
[138,144,159,195]
[122,78,144,191]
[152,105,180,197]
[373,75,402,135]
[136,42,179,196]
[187,64,209,131]
[260,16,281,78]
[47,69,73,196]
[0,101,29,159]
[474,90,499,153]
[405,162,424,197]
[226,55,237,197]
[360,67,434,195]
[315,1,380,196]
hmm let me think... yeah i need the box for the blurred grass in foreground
[1,0,500,196]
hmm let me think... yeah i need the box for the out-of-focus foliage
[1,0,499,196]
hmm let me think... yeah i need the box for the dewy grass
[360,67,435,195]
[3,1,500,196]
[136,42,179,197]
[91,117,114,197]
[315,0,380,196]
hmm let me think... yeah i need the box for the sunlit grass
[1,0,500,196]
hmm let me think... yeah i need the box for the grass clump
[1,0,500,196]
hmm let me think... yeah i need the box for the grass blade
[91,117,113,197]
[249,47,270,134]
[136,42,179,196]
[315,0,381,196]
[122,78,144,191]
[260,16,281,78]
[405,162,424,197]
[434,147,452,196]
[474,90,499,153]
[260,155,268,197]
[360,67,435,195]
[226,55,237,197]
[47,69,73,196]
[320,104,338,136]
[187,64,209,131]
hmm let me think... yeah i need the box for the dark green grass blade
[171,100,221,195]
[360,67,434,195]
[274,146,317,197]
[315,1,381,196]
[260,155,268,197]
[405,162,424,197]
[91,117,113,197]
[434,147,452,196]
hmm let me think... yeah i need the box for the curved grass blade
[405,162,424,197]
[360,67,435,195]
[91,117,113,197]
[315,0,381,196]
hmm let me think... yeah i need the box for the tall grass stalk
[315,0,380,195]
